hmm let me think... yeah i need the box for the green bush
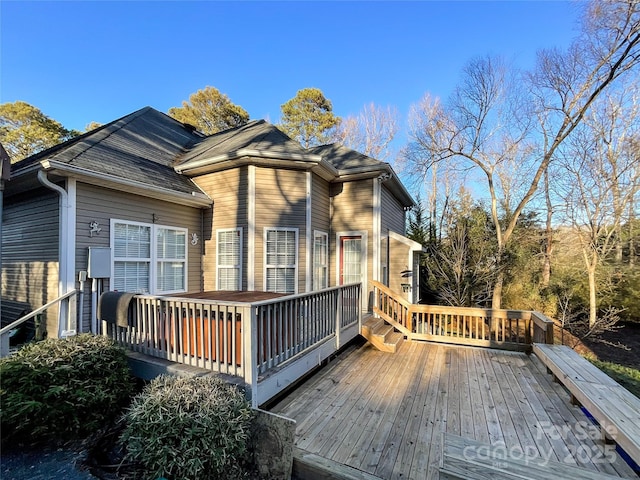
[120,375,254,480]
[0,334,134,443]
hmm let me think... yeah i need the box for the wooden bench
[533,343,640,467]
[440,433,623,480]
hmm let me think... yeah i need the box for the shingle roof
[176,120,311,167]
[309,143,415,207]
[9,107,414,207]
[13,107,204,196]
[307,143,387,172]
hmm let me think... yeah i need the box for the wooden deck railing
[105,296,249,378]
[252,283,361,375]
[104,283,362,407]
[372,281,554,351]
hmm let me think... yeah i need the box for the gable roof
[179,120,308,163]
[174,120,335,177]
[9,107,212,206]
[6,106,414,208]
[309,143,416,208]
[308,143,387,174]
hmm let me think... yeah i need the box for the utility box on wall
[88,247,111,278]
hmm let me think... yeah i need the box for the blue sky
[1,1,581,143]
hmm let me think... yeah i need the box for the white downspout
[37,171,76,337]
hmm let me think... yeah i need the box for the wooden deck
[270,340,638,479]
[168,290,286,302]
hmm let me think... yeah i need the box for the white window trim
[313,230,329,291]
[216,227,243,291]
[264,227,299,294]
[110,219,188,295]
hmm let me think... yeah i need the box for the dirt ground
[560,321,640,370]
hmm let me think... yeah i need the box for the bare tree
[405,0,640,308]
[554,84,640,328]
[330,103,399,161]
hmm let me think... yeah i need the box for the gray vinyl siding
[329,179,374,290]
[75,183,204,331]
[381,184,406,235]
[2,189,60,336]
[254,167,307,293]
[193,168,249,292]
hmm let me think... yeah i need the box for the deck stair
[439,433,624,480]
[361,316,404,353]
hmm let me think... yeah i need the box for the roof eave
[40,160,212,208]
[334,165,416,208]
[176,149,338,180]
[389,230,425,252]
[176,148,323,173]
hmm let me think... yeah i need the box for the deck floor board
[270,340,638,479]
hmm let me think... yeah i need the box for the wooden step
[440,433,623,480]
[361,317,405,353]
[362,317,384,337]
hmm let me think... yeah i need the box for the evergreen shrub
[0,333,134,443]
[120,375,254,480]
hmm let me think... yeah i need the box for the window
[340,236,362,285]
[313,231,328,290]
[112,220,187,294]
[156,227,186,292]
[217,228,242,290]
[265,228,297,294]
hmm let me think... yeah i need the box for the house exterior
[1,107,421,338]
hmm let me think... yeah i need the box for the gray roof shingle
[14,107,204,196]
[307,143,387,172]
[176,120,311,167]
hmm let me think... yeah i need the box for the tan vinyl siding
[254,167,307,292]
[329,179,374,291]
[388,236,411,301]
[193,168,248,291]
[2,189,60,336]
[75,183,204,331]
[311,175,330,233]
[381,184,409,294]
[381,184,406,235]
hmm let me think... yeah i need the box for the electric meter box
[88,247,111,278]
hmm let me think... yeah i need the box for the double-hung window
[217,228,242,290]
[265,228,297,294]
[112,220,187,294]
[313,231,328,290]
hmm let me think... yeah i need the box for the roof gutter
[175,148,338,176]
[40,160,212,208]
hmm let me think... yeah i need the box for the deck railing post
[336,287,342,349]
[242,305,259,408]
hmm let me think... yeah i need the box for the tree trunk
[541,169,553,288]
[588,266,597,328]
[630,199,636,267]
[492,270,504,310]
